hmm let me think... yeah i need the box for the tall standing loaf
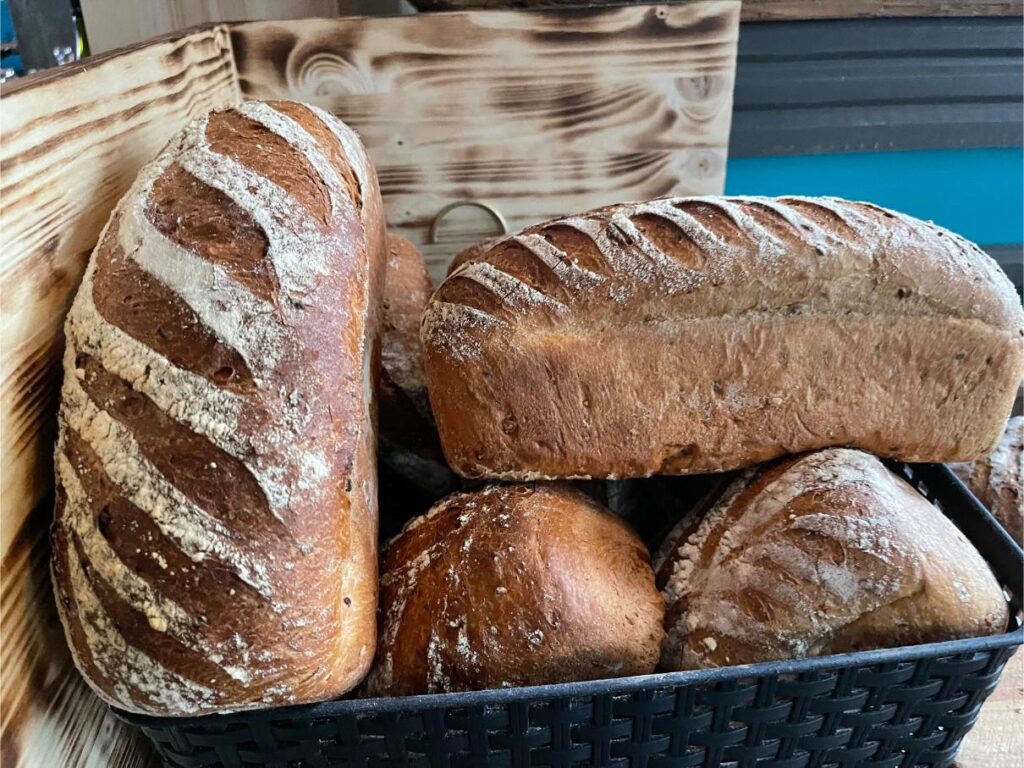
[422,196,1024,479]
[50,101,386,716]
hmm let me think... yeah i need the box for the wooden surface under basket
[0,6,738,766]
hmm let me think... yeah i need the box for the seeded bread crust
[51,101,386,716]
[367,483,664,696]
[423,196,1024,480]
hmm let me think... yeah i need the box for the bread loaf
[51,101,385,716]
[654,449,1008,670]
[367,483,664,696]
[950,415,1023,541]
[422,196,1024,479]
[379,233,453,501]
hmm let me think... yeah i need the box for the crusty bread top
[52,100,383,715]
[369,483,664,695]
[656,449,1008,670]
[425,196,1023,361]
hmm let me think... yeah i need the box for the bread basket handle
[429,200,509,244]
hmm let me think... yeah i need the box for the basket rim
[117,623,1023,727]
[114,461,1024,729]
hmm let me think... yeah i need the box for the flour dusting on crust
[53,101,371,714]
[424,195,1022,363]
[659,449,922,669]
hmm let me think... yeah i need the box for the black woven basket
[119,463,1023,768]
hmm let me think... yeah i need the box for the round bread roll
[950,415,1022,542]
[367,483,665,696]
[656,449,1008,670]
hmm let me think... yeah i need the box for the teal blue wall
[725,149,1023,245]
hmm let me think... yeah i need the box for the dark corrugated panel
[984,245,1023,293]
[730,17,1024,156]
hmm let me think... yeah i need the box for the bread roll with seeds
[423,196,1024,479]
[51,101,385,716]
[950,415,1023,542]
[367,484,664,696]
[654,449,1008,670]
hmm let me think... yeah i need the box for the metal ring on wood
[428,200,509,244]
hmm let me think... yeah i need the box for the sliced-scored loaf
[655,449,1008,670]
[51,101,385,716]
[367,483,664,696]
[423,196,1024,480]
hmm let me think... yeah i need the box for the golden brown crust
[51,100,386,716]
[382,233,434,414]
[658,449,1009,670]
[423,196,1024,479]
[367,483,665,696]
[379,233,454,506]
[380,236,442,450]
[950,416,1023,542]
[444,235,505,277]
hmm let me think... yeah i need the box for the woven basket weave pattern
[135,647,1017,767]
[123,464,1024,768]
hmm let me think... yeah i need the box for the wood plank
[0,25,239,767]
[956,650,1024,767]
[232,3,738,280]
[80,0,414,55]
[408,0,1024,19]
